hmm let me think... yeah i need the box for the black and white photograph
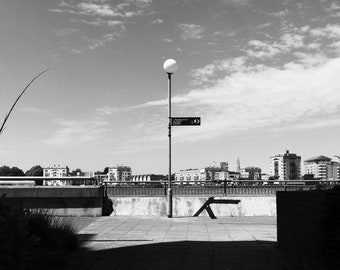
[0,0,339,269]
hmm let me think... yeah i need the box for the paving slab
[61,216,285,270]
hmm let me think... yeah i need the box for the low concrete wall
[110,196,277,217]
[277,188,340,269]
[0,187,278,217]
[0,186,103,217]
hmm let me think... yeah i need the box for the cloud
[20,107,46,113]
[310,24,340,39]
[127,0,152,8]
[48,8,79,15]
[271,9,290,17]
[49,0,151,51]
[243,24,340,63]
[54,28,77,36]
[70,48,83,54]
[77,3,115,17]
[189,57,247,85]
[325,1,340,17]
[50,1,150,18]
[280,33,304,48]
[134,54,340,143]
[306,42,321,49]
[256,23,272,29]
[66,18,127,50]
[221,0,251,6]
[76,2,144,18]
[178,24,204,40]
[99,21,340,147]
[162,38,173,43]
[132,99,168,109]
[88,33,118,50]
[150,18,163,24]
[293,52,327,66]
[81,18,126,28]
[95,106,123,115]
[44,117,110,146]
[246,40,282,58]
[329,40,340,51]
[246,32,305,59]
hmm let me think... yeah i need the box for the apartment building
[132,174,165,182]
[108,165,132,181]
[270,150,301,180]
[241,167,262,180]
[43,165,69,186]
[175,162,229,183]
[43,165,69,177]
[175,168,201,182]
[304,156,339,180]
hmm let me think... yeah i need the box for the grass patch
[0,195,79,269]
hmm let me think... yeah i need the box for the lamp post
[163,59,178,218]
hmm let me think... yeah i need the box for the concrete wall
[0,186,278,217]
[0,186,103,217]
[110,196,277,217]
[277,188,340,269]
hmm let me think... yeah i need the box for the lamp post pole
[163,59,178,218]
[168,72,173,218]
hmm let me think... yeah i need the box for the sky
[0,0,340,175]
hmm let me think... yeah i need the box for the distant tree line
[0,165,110,177]
[94,167,109,175]
[0,165,43,176]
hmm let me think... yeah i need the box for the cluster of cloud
[191,22,339,75]
[189,57,247,85]
[66,23,340,149]
[50,0,152,18]
[131,22,340,144]
[220,0,251,6]
[324,1,340,17]
[50,0,254,52]
[246,32,305,59]
[178,24,205,40]
[50,0,153,52]
[87,33,118,50]
[45,1,340,149]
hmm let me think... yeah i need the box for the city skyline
[1,0,340,175]
[1,149,338,176]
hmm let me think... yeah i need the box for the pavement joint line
[79,239,154,242]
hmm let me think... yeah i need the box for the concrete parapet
[0,187,278,217]
[0,186,102,197]
[0,186,103,217]
[110,196,277,217]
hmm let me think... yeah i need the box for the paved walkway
[63,216,285,270]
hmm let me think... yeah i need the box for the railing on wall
[0,177,338,196]
[0,176,97,186]
[103,180,340,197]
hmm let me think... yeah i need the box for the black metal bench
[193,197,240,219]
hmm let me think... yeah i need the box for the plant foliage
[0,195,79,269]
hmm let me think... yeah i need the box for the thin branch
[0,69,49,136]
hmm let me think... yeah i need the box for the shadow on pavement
[63,239,281,270]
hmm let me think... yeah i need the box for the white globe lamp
[163,59,178,74]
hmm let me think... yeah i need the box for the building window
[274,161,279,177]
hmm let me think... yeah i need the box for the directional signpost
[171,117,201,126]
[163,59,201,218]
